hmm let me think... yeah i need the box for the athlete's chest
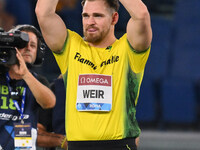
[70,46,127,73]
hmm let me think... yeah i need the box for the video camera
[0,27,29,65]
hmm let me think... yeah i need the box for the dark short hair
[81,0,120,12]
[10,24,45,66]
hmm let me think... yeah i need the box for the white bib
[76,74,112,111]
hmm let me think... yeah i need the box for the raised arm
[9,49,56,109]
[22,71,56,109]
[35,0,67,52]
[119,0,152,51]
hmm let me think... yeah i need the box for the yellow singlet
[53,30,150,141]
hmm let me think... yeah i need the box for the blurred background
[1,0,200,149]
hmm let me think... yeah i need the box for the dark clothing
[0,72,49,150]
[38,78,66,150]
[68,138,137,150]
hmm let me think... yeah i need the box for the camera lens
[0,50,10,63]
[0,46,18,65]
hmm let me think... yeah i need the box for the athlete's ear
[111,12,119,25]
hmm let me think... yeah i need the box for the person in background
[37,75,67,150]
[56,0,83,36]
[0,24,56,150]
[36,0,152,149]
[0,0,15,31]
[56,0,79,11]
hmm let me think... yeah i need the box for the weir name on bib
[76,74,112,111]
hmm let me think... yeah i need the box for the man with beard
[35,0,152,149]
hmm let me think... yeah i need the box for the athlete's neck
[88,35,117,48]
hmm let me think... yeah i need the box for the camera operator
[0,24,56,150]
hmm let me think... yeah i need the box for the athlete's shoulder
[67,29,83,41]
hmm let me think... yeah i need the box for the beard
[83,26,110,43]
[84,32,102,43]
[21,51,35,64]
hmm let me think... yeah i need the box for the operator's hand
[59,135,68,150]
[9,48,29,80]
[62,138,68,150]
